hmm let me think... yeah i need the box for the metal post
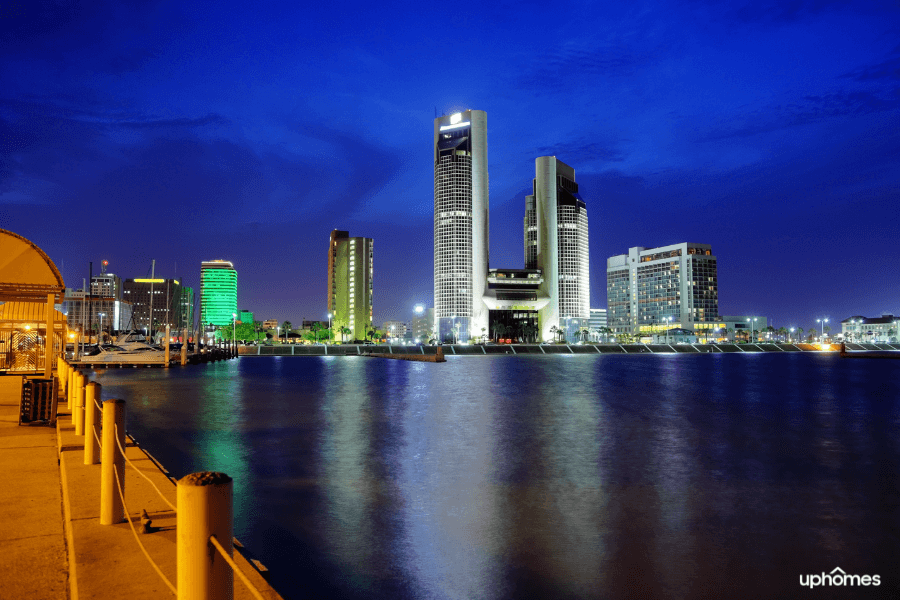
[165,324,171,367]
[84,382,101,465]
[100,399,126,525]
[177,472,233,600]
[181,339,188,366]
[74,372,85,436]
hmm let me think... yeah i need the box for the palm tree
[495,323,508,342]
[339,326,351,343]
[282,321,292,343]
[549,325,558,343]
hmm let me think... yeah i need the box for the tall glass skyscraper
[200,260,237,327]
[525,157,590,341]
[433,109,489,342]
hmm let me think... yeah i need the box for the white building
[841,315,898,343]
[433,110,489,343]
[525,157,589,342]
[607,243,719,336]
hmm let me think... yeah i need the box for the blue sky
[1,0,898,330]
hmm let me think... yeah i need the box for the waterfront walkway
[0,374,283,600]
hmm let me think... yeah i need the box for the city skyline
[1,1,898,329]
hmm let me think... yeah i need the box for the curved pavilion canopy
[0,229,66,375]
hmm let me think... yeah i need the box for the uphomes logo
[800,567,881,588]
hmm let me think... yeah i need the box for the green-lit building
[200,260,237,327]
[238,309,253,324]
[328,230,373,341]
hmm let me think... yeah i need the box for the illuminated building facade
[607,243,719,336]
[434,109,489,343]
[328,230,373,341]
[411,307,435,342]
[524,157,590,342]
[122,278,193,333]
[200,260,237,327]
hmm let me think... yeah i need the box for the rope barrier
[93,427,101,448]
[114,425,177,512]
[112,464,177,595]
[209,535,267,600]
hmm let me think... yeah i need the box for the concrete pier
[0,373,283,600]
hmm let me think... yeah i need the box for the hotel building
[607,243,719,336]
[328,230,373,341]
[200,260,237,327]
[433,109,489,343]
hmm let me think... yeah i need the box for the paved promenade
[0,373,284,600]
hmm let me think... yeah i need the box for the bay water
[93,352,900,599]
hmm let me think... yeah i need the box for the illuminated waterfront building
[200,260,237,327]
[524,157,590,342]
[328,230,373,341]
[607,243,719,336]
[433,109,489,343]
[122,278,193,333]
[411,306,435,342]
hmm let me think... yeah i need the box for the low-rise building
[841,315,898,342]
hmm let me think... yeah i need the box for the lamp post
[665,315,672,344]
[817,318,828,341]
[276,326,280,344]
[98,312,106,343]
[232,313,237,346]
[327,312,332,344]
[745,317,757,343]
[789,327,794,343]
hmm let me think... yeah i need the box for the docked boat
[79,343,167,364]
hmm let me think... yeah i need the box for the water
[93,353,900,599]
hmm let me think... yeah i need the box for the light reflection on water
[93,353,900,600]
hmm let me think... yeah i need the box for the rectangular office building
[607,243,719,335]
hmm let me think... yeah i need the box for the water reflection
[93,353,900,600]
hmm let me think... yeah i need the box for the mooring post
[177,471,234,600]
[100,399,126,524]
[165,324,171,367]
[181,340,188,366]
[84,382,101,465]
[74,372,85,436]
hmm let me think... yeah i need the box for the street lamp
[746,317,757,343]
[327,312,332,344]
[98,312,106,343]
[789,327,795,343]
[232,313,237,345]
[817,318,829,341]
[665,315,673,344]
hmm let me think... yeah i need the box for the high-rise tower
[526,157,590,341]
[328,230,374,341]
[433,109,489,342]
[200,260,237,327]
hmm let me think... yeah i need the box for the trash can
[19,376,58,425]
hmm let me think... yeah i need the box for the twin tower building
[434,109,590,343]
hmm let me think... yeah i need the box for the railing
[61,359,273,600]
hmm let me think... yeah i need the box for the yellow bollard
[67,367,75,412]
[181,341,188,366]
[84,382,101,465]
[74,372,86,436]
[100,399,126,525]
[177,472,233,600]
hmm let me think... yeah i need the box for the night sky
[2,0,898,331]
